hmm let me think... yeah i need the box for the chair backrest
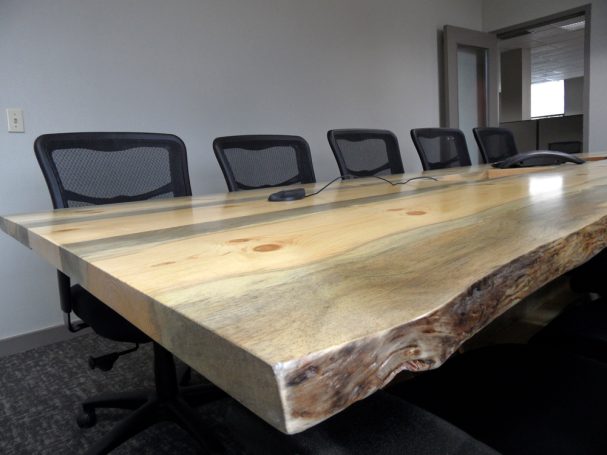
[327,129,404,177]
[548,141,582,154]
[35,132,192,209]
[35,132,191,316]
[213,135,316,192]
[410,128,472,170]
[473,127,519,163]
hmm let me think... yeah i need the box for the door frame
[443,25,500,128]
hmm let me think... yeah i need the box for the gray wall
[0,0,484,341]
[565,77,584,115]
[500,49,531,122]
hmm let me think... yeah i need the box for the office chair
[327,129,404,177]
[391,343,607,453]
[473,127,519,164]
[548,141,582,154]
[217,390,498,454]
[410,128,472,170]
[35,132,224,454]
[213,135,316,191]
[528,248,607,365]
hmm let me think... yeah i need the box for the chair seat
[71,285,150,343]
[390,344,607,455]
[217,390,498,454]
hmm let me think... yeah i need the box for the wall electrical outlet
[7,109,24,133]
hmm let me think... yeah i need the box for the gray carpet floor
[0,333,243,454]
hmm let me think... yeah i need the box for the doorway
[443,5,590,155]
[496,8,589,152]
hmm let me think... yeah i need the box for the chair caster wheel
[77,410,97,428]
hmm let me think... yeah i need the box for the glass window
[531,80,564,118]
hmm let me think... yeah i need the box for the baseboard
[0,324,90,358]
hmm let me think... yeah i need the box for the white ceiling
[499,16,585,84]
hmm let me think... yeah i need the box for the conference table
[2,158,607,435]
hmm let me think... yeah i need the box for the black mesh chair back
[410,128,472,170]
[473,127,519,163]
[327,129,404,177]
[35,132,191,209]
[35,132,191,320]
[213,135,316,192]
[548,141,582,154]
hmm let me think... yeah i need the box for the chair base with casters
[80,342,226,455]
[66,274,223,452]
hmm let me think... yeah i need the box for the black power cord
[268,174,438,201]
[304,176,348,198]
[304,174,438,198]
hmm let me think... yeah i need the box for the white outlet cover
[7,108,24,133]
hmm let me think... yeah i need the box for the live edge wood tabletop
[3,157,607,434]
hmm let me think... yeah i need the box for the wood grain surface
[3,159,607,433]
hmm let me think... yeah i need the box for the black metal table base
[81,343,225,454]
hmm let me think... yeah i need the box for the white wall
[483,0,607,152]
[0,0,483,341]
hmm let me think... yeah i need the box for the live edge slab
[3,158,607,434]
